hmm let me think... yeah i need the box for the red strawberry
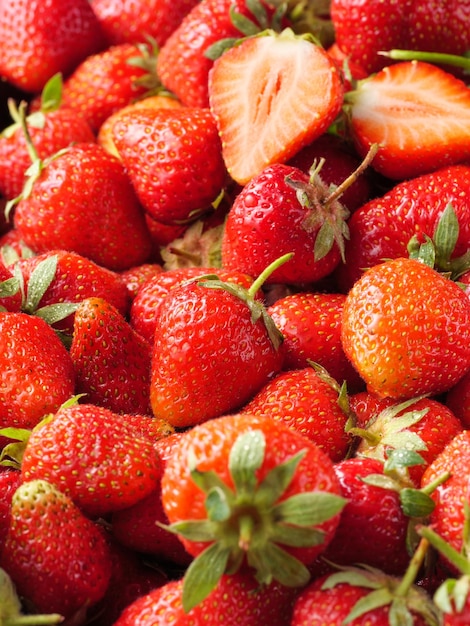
[242,366,352,462]
[341,257,470,400]
[347,61,470,181]
[149,263,285,427]
[112,106,227,224]
[0,311,75,430]
[208,28,344,185]
[92,0,201,48]
[13,142,153,271]
[267,291,365,391]
[70,297,152,414]
[0,469,22,553]
[59,42,161,133]
[0,0,104,94]
[445,370,470,429]
[161,412,345,610]
[119,262,165,301]
[0,479,112,619]
[336,165,470,292]
[330,0,470,75]
[21,403,162,518]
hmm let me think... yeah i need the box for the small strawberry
[0,479,112,620]
[346,61,470,180]
[208,28,344,185]
[111,106,227,224]
[0,0,104,93]
[21,403,162,518]
[341,257,470,400]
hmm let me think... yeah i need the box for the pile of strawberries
[1,0,470,624]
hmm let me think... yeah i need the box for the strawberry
[156,0,285,109]
[341,257,470,400]
[59,42,161,133]
[160,412,345,610]
[119,261,165,301]
[0,0,104,94]
[0,311,75,430]
[70,297,152,414]
[12,142,153,271]
[208,28,344,185]
[241,366,352,462]
[130,265,256,344]
[92,0,201,48]
[336,165,470,292]
[330,0,470,75]
[445,370,470,429]
[111,106,227,224]
[0,469,22,554]
[346,61,470,181]
[21,403,162,518]
[0,479,112,620]
[267,291,365,391]
[149,260,285,427]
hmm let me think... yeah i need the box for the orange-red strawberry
[0,0,104,94]
[208,28,344,185]
[70,297,152,415]
[347,61,470,180]
[341,257,470,400]
[112,106,227,224]
[21,403,161,518]
[0,479,112,619]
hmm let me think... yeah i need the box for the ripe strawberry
[92,0,201,48]
[59,42,161,132]
[0,479,112,619]
[119,262,165,300]
[336,165,470,292]
[267,291,365,391]
[341,257,470,400]
[70,297,152,414]
[149,262,285,427]
[13,142,153,271]
[161,412,345,610]
[111,106,227,224]
[242,367,352,462]
[0,311,75,430]
[208,28,344,185]
[0,469,22,554]
[347,61,470,180]
[331,0,470,75]
[130,265,256,344]
[0,0,104,94]
[21,403,162,518]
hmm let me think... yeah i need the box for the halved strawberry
[347,60,470,180]
[208,28,344,185]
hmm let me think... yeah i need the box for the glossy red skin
[268,291,365,392]
[337,165,470,292]
[341,257,470,400]
[330,0,470,75]
[242,367,351,463]
[13,143,153,271]
[221,163,342,285]
[113,573,298,626]
[0,108,96,200]
[130,266,256,344]
[0,312,76,430]
[119,263,164,300]
[70,297,152,415]
[161,413,342,563]
[21,404,162,518]
[92,0,200,47]
[421,431,470,574]
[0,0,104,93]
[0,469,22,553]
[150,282,284,427]
[350,392,464,486]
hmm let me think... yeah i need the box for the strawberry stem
[394,537,430,598]
[325,143,379,208]
[247,252,294,298]
[379,49,470,72]
[7,100,40,164]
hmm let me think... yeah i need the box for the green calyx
[163,429,346,612]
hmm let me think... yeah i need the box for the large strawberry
[0,479,112,620]
[160,412,345,610]
[208,28,344,185]
[341,257,470,400]
[0,0,104,93]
